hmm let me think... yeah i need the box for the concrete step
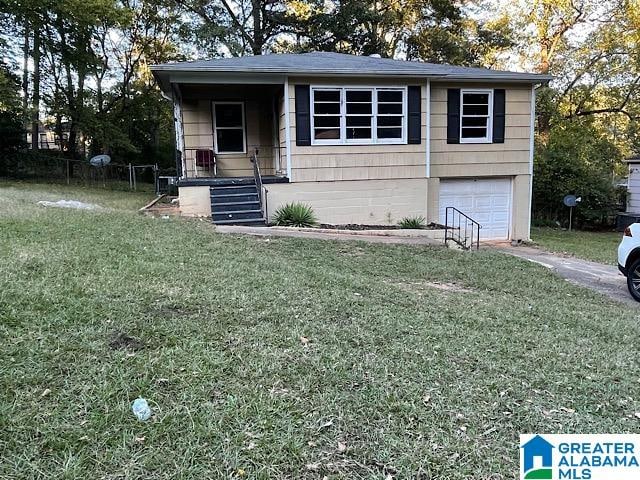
[212,209,263,222]
[213,200,261,213]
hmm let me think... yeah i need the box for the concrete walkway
[496,245,636,306]
[214,225,440,246]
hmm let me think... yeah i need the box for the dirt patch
[108,331,145,351]
[142,196,180,217]
[338,246,366,257]
[150,304,195,318]
[392,280,474,295]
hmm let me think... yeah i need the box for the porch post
[284,76,292,179]
[172,83,186,179]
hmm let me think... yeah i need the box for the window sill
[459,139,492,144]
[310,141,407,147]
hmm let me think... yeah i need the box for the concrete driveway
[497,245,636,306]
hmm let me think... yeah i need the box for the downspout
[426,79,431,178]
[528,84,537,241]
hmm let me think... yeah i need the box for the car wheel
[627,257,640,302]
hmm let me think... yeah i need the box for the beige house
[151,52,551,241]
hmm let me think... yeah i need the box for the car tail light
[625,226,633,237]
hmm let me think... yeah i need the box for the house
[26,122,86,154]
[617,157,640,230]
[151,52,551,240]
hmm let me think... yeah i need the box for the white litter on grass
[37,200,103,210]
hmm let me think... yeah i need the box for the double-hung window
[460,90,492,143]
[212,102,246,153]
[311,87,406,145]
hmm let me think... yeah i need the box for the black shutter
[407,86,421,144]
[492,89,506,144]
[447,88,460,144]
[295,85,311,146]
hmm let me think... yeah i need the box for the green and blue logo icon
[521,435,554,479]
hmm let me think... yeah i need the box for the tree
[296,0,512,64]
[174,0,303,56]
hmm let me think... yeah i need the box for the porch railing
[250,148,267,220]
[181,145,286,179]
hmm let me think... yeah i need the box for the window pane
[377,127,402,139]
[215,104,242,127]
[462,117,488,127]
[463,93,489,104]
[314,103,340,114]
[378,90,403,103]
[346,127,372,139]
[314,116,340,128]
[461,127,488,138]
[462,104,489,116]
[216,128,244,152]
[314,90,340,102]
[346,90,372,102]
[378,103,403,114]
[346,116,372,127]
[377,116,402,127]
[314,128,340,140]
[347,103,372,114]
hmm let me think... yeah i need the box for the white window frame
[212,101,246,154]
[459,89,493,144]
[310,86,408,146]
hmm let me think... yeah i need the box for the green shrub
[398,216,426,229]
[273,202,317,227]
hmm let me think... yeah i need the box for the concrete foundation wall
[266,178,428,225]
[179,186,211,217]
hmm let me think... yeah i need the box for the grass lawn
[2,181,640,479]
[531,226,622,265]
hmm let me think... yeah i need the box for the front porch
[174,83,289,181]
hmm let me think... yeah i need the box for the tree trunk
[252,0,263,54]
[31,27,41,150]
[22,27,29,145]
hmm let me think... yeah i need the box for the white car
[618,223,640,301]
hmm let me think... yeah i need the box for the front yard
[1,181,639,479]
[531,226,621,265]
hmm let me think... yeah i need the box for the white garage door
[439,178,512,240]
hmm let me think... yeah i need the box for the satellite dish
[89,154,111,167]
[563,194,581,207]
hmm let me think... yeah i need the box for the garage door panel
[439,178,512,240]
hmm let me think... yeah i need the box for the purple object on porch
[195,149,214,169]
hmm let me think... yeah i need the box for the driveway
[497,245,635,306]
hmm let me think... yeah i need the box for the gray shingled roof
[151,52,551,83]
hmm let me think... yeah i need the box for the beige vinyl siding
[429,83,532,178]
[180,85,277,176]
[287,77,428,183]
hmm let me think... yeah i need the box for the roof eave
[150,66,552,84]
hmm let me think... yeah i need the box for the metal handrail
[444,206,482,250]
[250,148,265,219]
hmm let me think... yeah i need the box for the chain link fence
[1,151,175,193]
